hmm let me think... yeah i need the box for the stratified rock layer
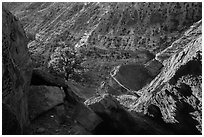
[2,6,33,134]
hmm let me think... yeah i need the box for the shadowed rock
[28,86,65,120]
[2,6,33,134]
[30,68,102,132]
[85,94,172,134]
[130,20,202,134]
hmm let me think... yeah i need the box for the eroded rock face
[2,6,33,134]
[28,86,65,120]
[127,20,202,134]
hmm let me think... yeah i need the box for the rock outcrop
[2,6,33,134]
[31,68,89,101]
[123,20,202,134]
[28,86,65,120]
[85,94,172,134]
[29,68,102,133]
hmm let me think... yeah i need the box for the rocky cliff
[2,6,33,134]
[2,2,202,135]
[117,20,202,134]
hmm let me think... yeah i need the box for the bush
[48,45,84,80]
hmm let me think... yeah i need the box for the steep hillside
[117,20,202,134]
[3,2,202,88]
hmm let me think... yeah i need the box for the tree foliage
[48,43,84,81]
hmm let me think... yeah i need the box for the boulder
[2,6,33,134]
[30,68,103,131]
[72,102,103,131]
[28,86,65,120]
[63,88,103,132]
[31,68,86,102]
[85,94,170,134]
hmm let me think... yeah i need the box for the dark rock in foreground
[28,86,65,120]
[29,68,102,133]
[2,6,33,134]
[85,94,172,134]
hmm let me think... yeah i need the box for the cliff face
[117,20,202,134]
[2,6,33,134]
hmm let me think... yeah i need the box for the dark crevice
[175,83,192,98]
[170,101,201,134]
[92,107,168,135]
[92,108,140,135]
[146,101,201,135]
[30,72,54,86]
[2,104,21,135]
[169,59,202,85]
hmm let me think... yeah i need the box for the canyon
[2,2,202,135]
